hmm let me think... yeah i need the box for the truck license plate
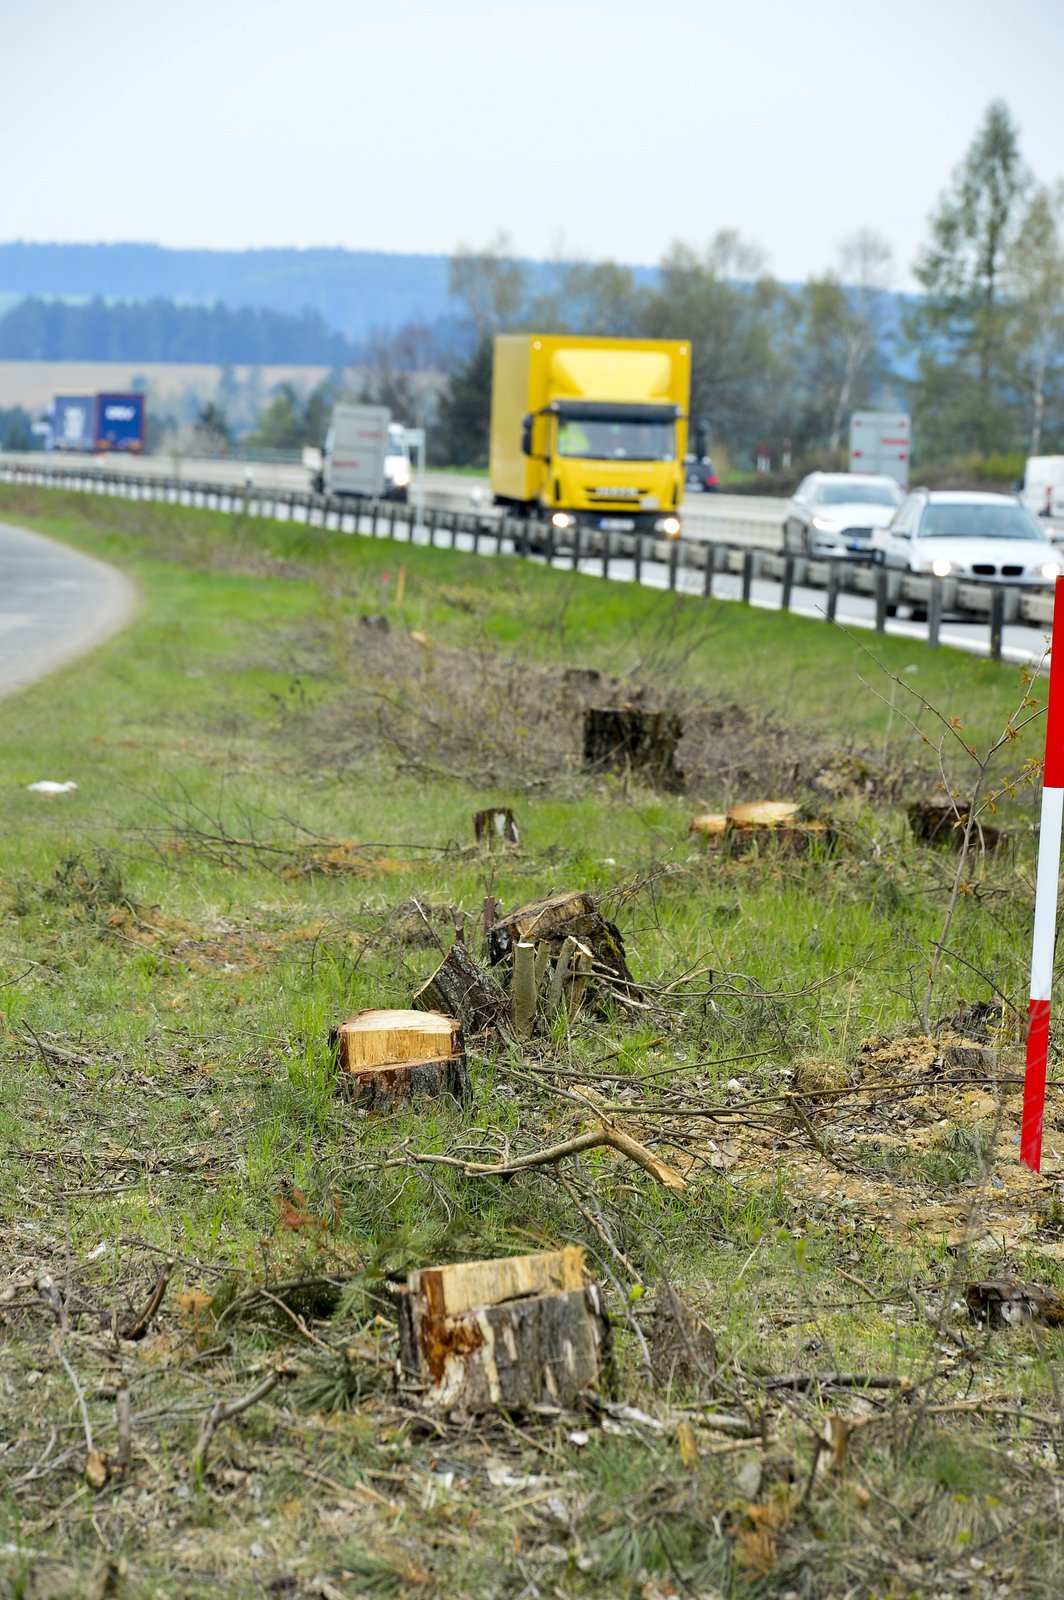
[599,517,635,531]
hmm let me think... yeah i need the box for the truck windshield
[556,417,675,461]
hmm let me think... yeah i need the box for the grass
[1,482,1063,1599]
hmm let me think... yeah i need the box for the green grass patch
[0,484,1061,1599]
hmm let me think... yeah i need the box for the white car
[783,472,904,557]
[869,490,1061,588]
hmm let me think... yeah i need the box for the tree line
[0,297,357,366]
[434,101,1064,472]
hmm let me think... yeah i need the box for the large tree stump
[583,705,684,791]
[332,1008,470,1110]
[413,941,509,1039]
[908,794,1000,850]
[395,1247,608,1413]
[690,802,836,857]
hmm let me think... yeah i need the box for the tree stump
[413,941,509,1039]
[908,795,1001,850]
[583,705,684,791]
[395,1247,608,1413]
[690,802,836,857]
[486,891,637,1018]
[332,1008,470,1110]
[474,807,519,847]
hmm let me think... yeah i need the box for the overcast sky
[4,0,1063,288]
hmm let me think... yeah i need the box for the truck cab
[490,336,691,538]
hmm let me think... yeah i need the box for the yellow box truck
[489,334,691,537]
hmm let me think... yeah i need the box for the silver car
[869,490,1061,586]
[783,472,904,557]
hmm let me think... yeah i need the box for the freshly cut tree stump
[689,800,839,857]
[583,705,684,791]
[413,941,509,1039]
[333,1008,470,1110]
[395,1247,608,1413]
[474,807,520,847]
[689,812,728,841]
[908,794,1001,850]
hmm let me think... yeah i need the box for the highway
[0,449,786,548]
[0,451,1053,666]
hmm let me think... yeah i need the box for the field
[0,362,333,412]
[1,482,1063,1600]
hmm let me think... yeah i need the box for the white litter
[26,781,78,794]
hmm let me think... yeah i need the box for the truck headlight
[658,516,681,537]
[551,511,573,530]
[931,558,953,578]
[389,465,411,488]
[1041,560,1061,580]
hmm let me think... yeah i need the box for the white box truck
[314,405,412,501]
[320,404,391,498]
[849,411,911,488]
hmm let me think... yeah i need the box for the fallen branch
[758,1372,913,1393]
[389,1122,686,1191]
[121,1258,175,1340]
[192,1369,282,1480]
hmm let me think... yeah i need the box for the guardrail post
[928,579,943,648]
[741,549,754,604]
[544,522,555,565]
[668,539,680,591]
[633,533,643,585]
[602,532,610,579]
[370,498,380,537]
[989,588,1005,661]
[703,544,716,598]
[571,524,582,571]
[826,561,840,622]
[874,567,888,632]
[425,505,437,547]
[781,555,795,612]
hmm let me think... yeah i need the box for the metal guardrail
[0,460,1053,661]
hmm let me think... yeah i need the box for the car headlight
[1041,560,1061,580]
[551,511,573,529]
[930,558,953,578]
[811,516,844,533]
[658,516,681,537]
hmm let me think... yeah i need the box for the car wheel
[911,605,928,623]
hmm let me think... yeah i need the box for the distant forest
[0,243,615,342]
[0,296,360,365]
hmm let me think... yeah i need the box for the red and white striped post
[1021,577,1064,1170]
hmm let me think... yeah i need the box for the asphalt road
[0,521,136,700]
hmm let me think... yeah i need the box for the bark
[395,1248,608,1413]
[332,1008,470,1110]
[413,941,509,1039]
[474,807,519,846]
[908,795,1001,851]
[583,706,685,791]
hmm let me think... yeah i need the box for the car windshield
[919,504,1048,540]
[816,481,902,506]
[557,417,675,461]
